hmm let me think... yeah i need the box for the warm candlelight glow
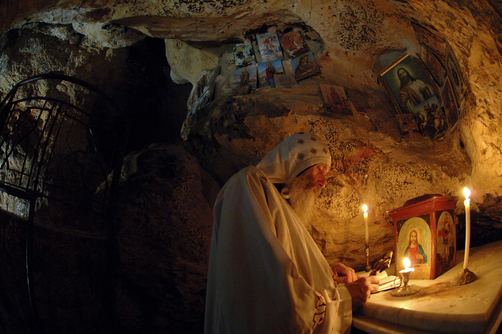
[403,257,410,269]
[401,257,414,273]
[463,187,471,200]
[362,204,368,217]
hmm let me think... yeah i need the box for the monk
[205,133,379,334]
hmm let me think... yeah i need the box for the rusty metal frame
[0,73,129,333]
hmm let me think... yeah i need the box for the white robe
[204,165,352,334]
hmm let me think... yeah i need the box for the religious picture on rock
[345,88,371,114]
[182,66,219,139]
[186,66,220,117]
[395,113,420,138]
[436,211,456,277]
[365,108,402,140]
[258,59,284,88]
[233,44,256,68]
[279,30,310,60]
[440,77,459,131]
[396,216,432,280]
[411,95,447,141]
[411,22,447,61]
[232,65,257,94]
[319,83,353,115]
[421,48,447,87]
[379,53,438,115]
[292,51,320,81]
[274,73,299,89]
[256,32,283,62]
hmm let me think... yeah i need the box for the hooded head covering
[256,132,331,185]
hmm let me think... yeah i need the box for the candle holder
[451,268,476,286]
[391,269,420,297]
[365,244,371,272]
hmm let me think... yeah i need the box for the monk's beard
[287,173,320,224]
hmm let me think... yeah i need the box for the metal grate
[0,73,129,333]
[0,73,127,221]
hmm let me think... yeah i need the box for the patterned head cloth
[256,132,331,185]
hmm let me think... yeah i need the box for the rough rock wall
[0,25,197,334]
[0,23,125,98]
[3,1,501,204]
[0,144,217,334]
[6,0,493,207]
[402,0,502,216]
[0,211,32,334]
[0,26,191,150]
[181,81,472,268]
[116,144,218,333]
[0,0,422,91]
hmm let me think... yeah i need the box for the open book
[356,270,401,292]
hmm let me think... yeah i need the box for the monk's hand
[331,263,358,283]
[345,276,380,311]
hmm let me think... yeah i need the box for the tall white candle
[363,204,369,245]
[463,187,471,270]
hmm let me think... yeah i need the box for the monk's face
[288,163,329,223]
[304,163,330,190]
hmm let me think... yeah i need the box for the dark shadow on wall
[121,37,192,151]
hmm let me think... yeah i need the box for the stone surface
[164,39,221,86]
[355,240,502,333]
[0,22,128,100]
[0,143,218,334]
[181,82,472,269]
[71,22,146,49]
[115,143,218,334]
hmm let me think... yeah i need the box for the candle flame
[403,257,410,269]
[362,204,368,213]
[463,187,471,200]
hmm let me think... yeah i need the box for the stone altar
[352,240,502,334]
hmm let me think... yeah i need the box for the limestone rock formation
[2,0,501,205]
[116,144,218,333]
[181,83,472,268]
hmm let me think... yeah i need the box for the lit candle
[362,204,369,245]
[400,257,415,273]
[463,187,471,270]
[392,256,420,296]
